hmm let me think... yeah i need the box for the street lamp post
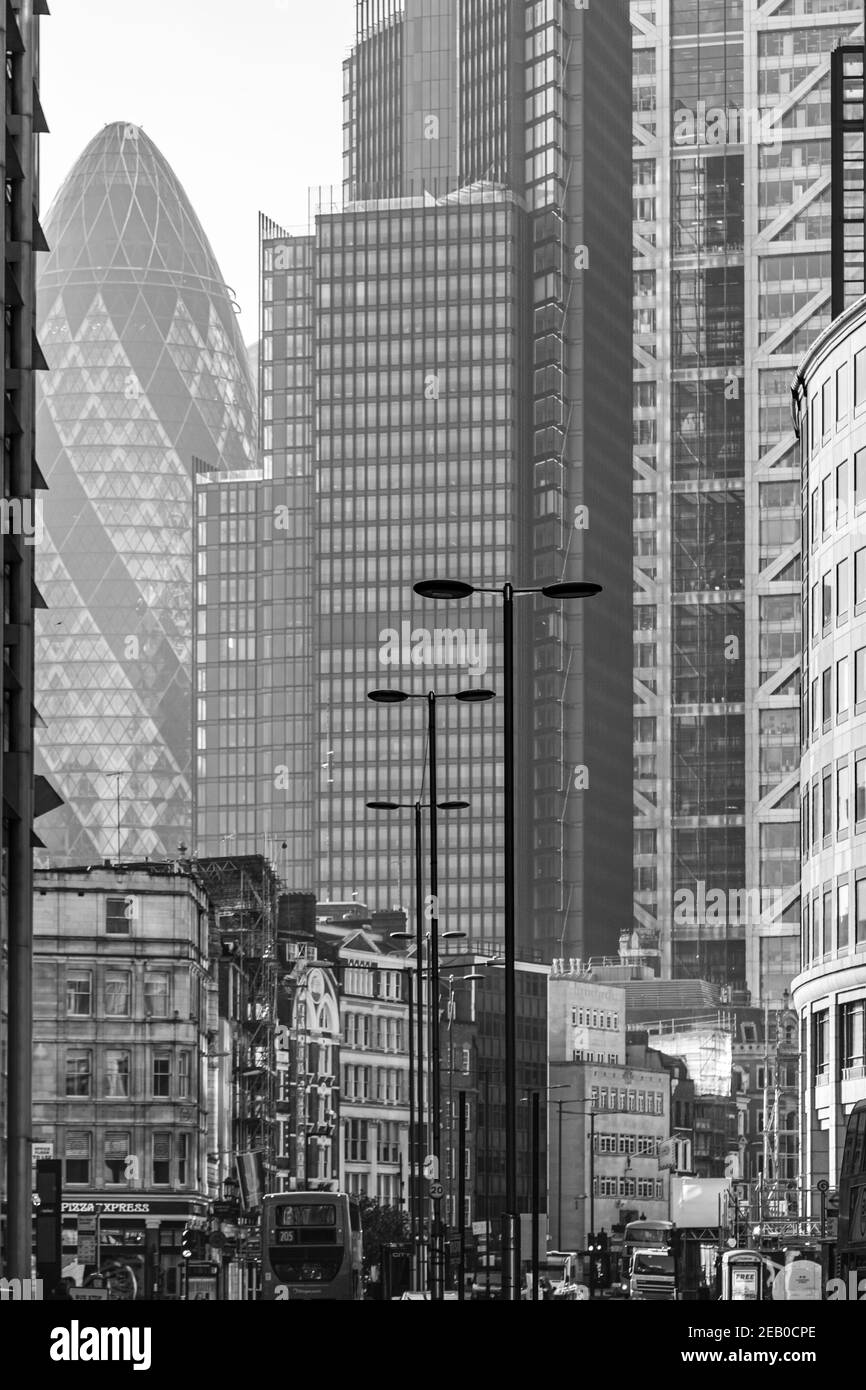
[556,1102,598,1288]
[414,578,601,1300]
[440,971,483,1282]
[369,798,469,1289]
[368,686,492,1301]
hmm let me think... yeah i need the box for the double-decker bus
[260,1192,363,1301]
[837,1100,866,1288]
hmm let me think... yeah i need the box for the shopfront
[61,1197,209,1299]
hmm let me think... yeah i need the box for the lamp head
[438,800,470,811]
[541,581,603,601]
[367,801,402,812]
[414,580,476,601]
[454,689,495,703]
[368,690,410,704]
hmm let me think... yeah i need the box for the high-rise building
[193,217,313,885]
[792,295,866,1206]
[1,0,52,1280]
[35,122,258,866]
[206,0,634,965]
[630,1,866,1006]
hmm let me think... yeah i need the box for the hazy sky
[40,0,357,345]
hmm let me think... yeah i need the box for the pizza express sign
[62,1201,203,1217]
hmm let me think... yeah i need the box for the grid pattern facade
[831,45,866,316]
[325,0,633,960]
[34,123,258,865]
[194,224,314,884]
[630,0,864,1004]
[315,195,517,936]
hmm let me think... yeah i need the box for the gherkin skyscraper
[34,122,257,864]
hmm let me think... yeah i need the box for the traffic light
[586,1233,597,1254]
[35,1160,62,1287]
[598,1231,609,1253]
[181,1227,195,1260]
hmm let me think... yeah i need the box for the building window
[178,1134,190,1186]
[152,1054,172,1098]
[65,1050,92,1097]
[345,1119,368,1163]
[153,1133,172,1185]
[178,1052,191,1099]
[379,971,401,1001]
[144,973,169,1017]
[840,1001,865,1074]
[376,1067,403,1104]
[813,1011,829,1078]
[66,971,92,1017]
[377,1173,401,1205]
[106,896,136,935]
[65,1131,91,1185]
[105,970,131,1017]
[104,1131,130,1184]
[839,883,851,951]
[105,1050,130,1098]
[857,880,866,950]
[342,1066,370,1101]
[378,1120,401,1165]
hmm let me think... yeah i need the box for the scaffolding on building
[196,855,280,1205]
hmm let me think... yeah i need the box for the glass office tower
[631,1,864,1003]
[193,218,314,887]
[330,0,633,963]
[205,1,634,963]
[35,123,257,864]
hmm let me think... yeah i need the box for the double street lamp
[368,685,493,1299]
[367,797,469,1278]
[414,578,601,1300]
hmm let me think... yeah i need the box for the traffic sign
[69,1287,108,1301]
[429,1181,444,1200]
[423,1155,439,1181]
[817,1179,830,1193]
